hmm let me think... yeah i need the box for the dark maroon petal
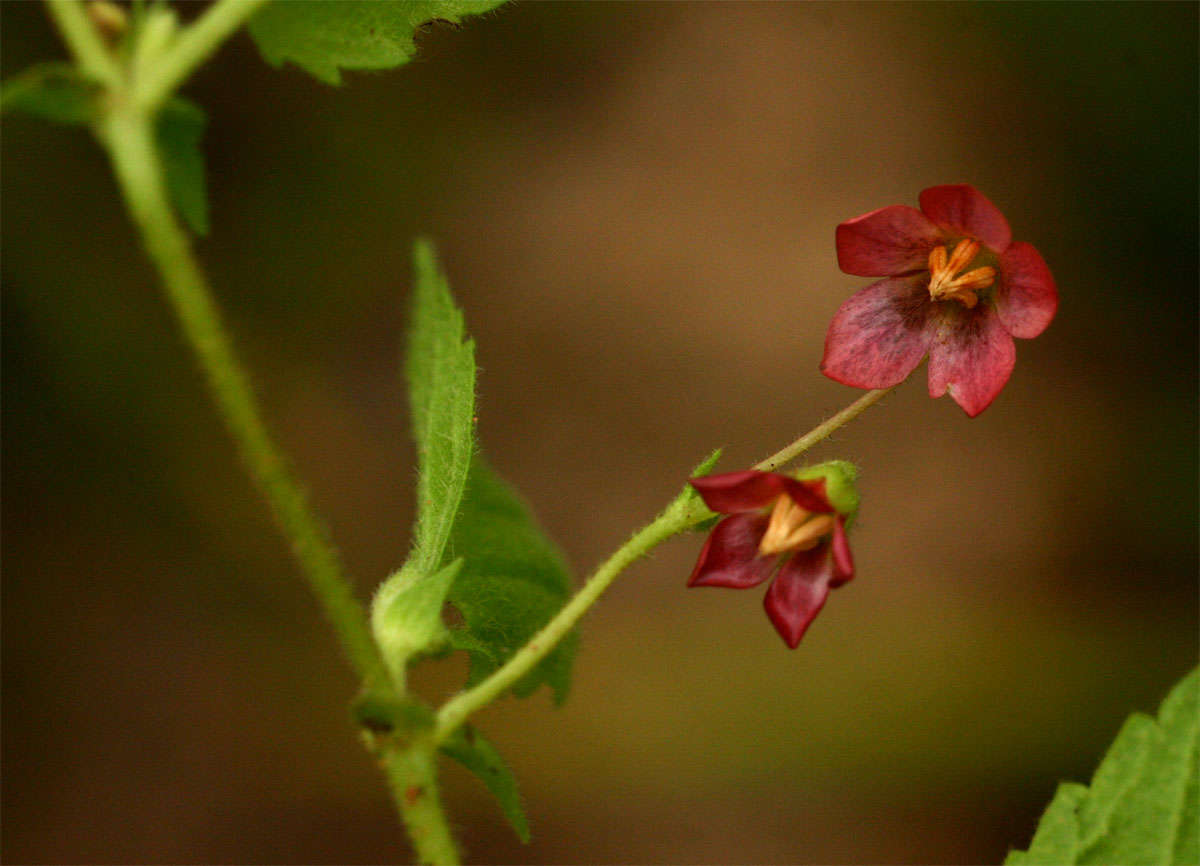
[836,205,945,277]
[996,242,1058,339]
[830,517,854,586]
[690,471,785,514]
[821,275,935,389]
[763,545,835,648]
[688,513,775,588]
[918,185,1012,253]
[927,305,1016,417]
[779,477,834,514]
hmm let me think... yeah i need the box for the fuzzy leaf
[1007,666,1199,865]
[406,239,476,576]
[371,240,475,677]
[156,98,209,235]
[446,455,576,703]
[248,0,506,85]
[441,724,530,843]
[1,62,98,124]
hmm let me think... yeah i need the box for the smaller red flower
[821,185,1058,417]
[688,468,855,648]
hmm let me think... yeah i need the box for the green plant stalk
[381,738,460,866]
[45,0,121,86]
[434,384,897,744]
[98,105,385,689]
[134,0,271,111]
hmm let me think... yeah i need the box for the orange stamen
[759,496,836,556]
[927,238,995,309]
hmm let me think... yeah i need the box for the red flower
[821,185,1057,417]
[688,467,856,648]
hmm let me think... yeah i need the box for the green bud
[793,460,860,525]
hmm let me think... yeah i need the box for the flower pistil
[926,238,996,308]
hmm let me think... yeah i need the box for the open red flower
[821,185,1057,416]
[688,467,856,648]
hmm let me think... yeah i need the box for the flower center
[927,238,996,309]
[758,495,836,556]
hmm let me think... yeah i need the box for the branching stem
[434,384,898,744]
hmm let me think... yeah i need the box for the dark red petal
[690,471,785,514]
[779,477,834,514]
[821,275,935,389]
[996,242,1058,339]
[927,305,1016,417]
[688,513,775,589]
[830,517,854,586]
[918,185,1012,253]
[763,545,835,648]
[836,205,945,277]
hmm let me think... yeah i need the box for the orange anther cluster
[758,496,836,556]
[927,238,996,308]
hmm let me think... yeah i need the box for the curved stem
[99,105,385,688]
[46,0,121,87]
[434,385,896,743]
[134,0,270,111]
[754,386,895,471]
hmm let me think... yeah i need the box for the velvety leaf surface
[405,239,476,577]
[371,240,475,674]
[1007,666,1199,865]
[247,0,506,85]
[156,98,209,235]
[1,62,98,124]
[446,455,576,703]
[441,724,530,843]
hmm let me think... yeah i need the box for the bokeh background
[4,2,1197,863]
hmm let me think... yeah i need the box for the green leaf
[247,0,506,85]
[156,98,209,236]
[406,239,477,576]
[1007,666,1199,865]
[446,455,577,703]
[1,62,98,124]
[372,239,476,678]
[371,559,461,683]
[441,724,530,843]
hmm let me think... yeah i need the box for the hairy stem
[99,105,385,688]
[434,385,896,743]
[382,739,460,866]
[134,0,270,111]
[754,386,895,471]
[45,0,121,86]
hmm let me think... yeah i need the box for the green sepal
[371,559,462,685]
[441,724,531,843]
[1,62,99,125]
[794,459,860,524]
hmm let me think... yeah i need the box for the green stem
[133,0,270,111]
[98,105,385,688]
[753,386,895,471]
[381,739,460,866]
[45,0,121,87]
[434,385,896,743]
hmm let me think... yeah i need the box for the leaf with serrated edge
[446,455,576,703]
[248,1,506,85]
[441,724,530,843]
[1007,667,1199,866]
[157,98,209,235]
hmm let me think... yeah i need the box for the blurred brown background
[3,2,1197,863]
